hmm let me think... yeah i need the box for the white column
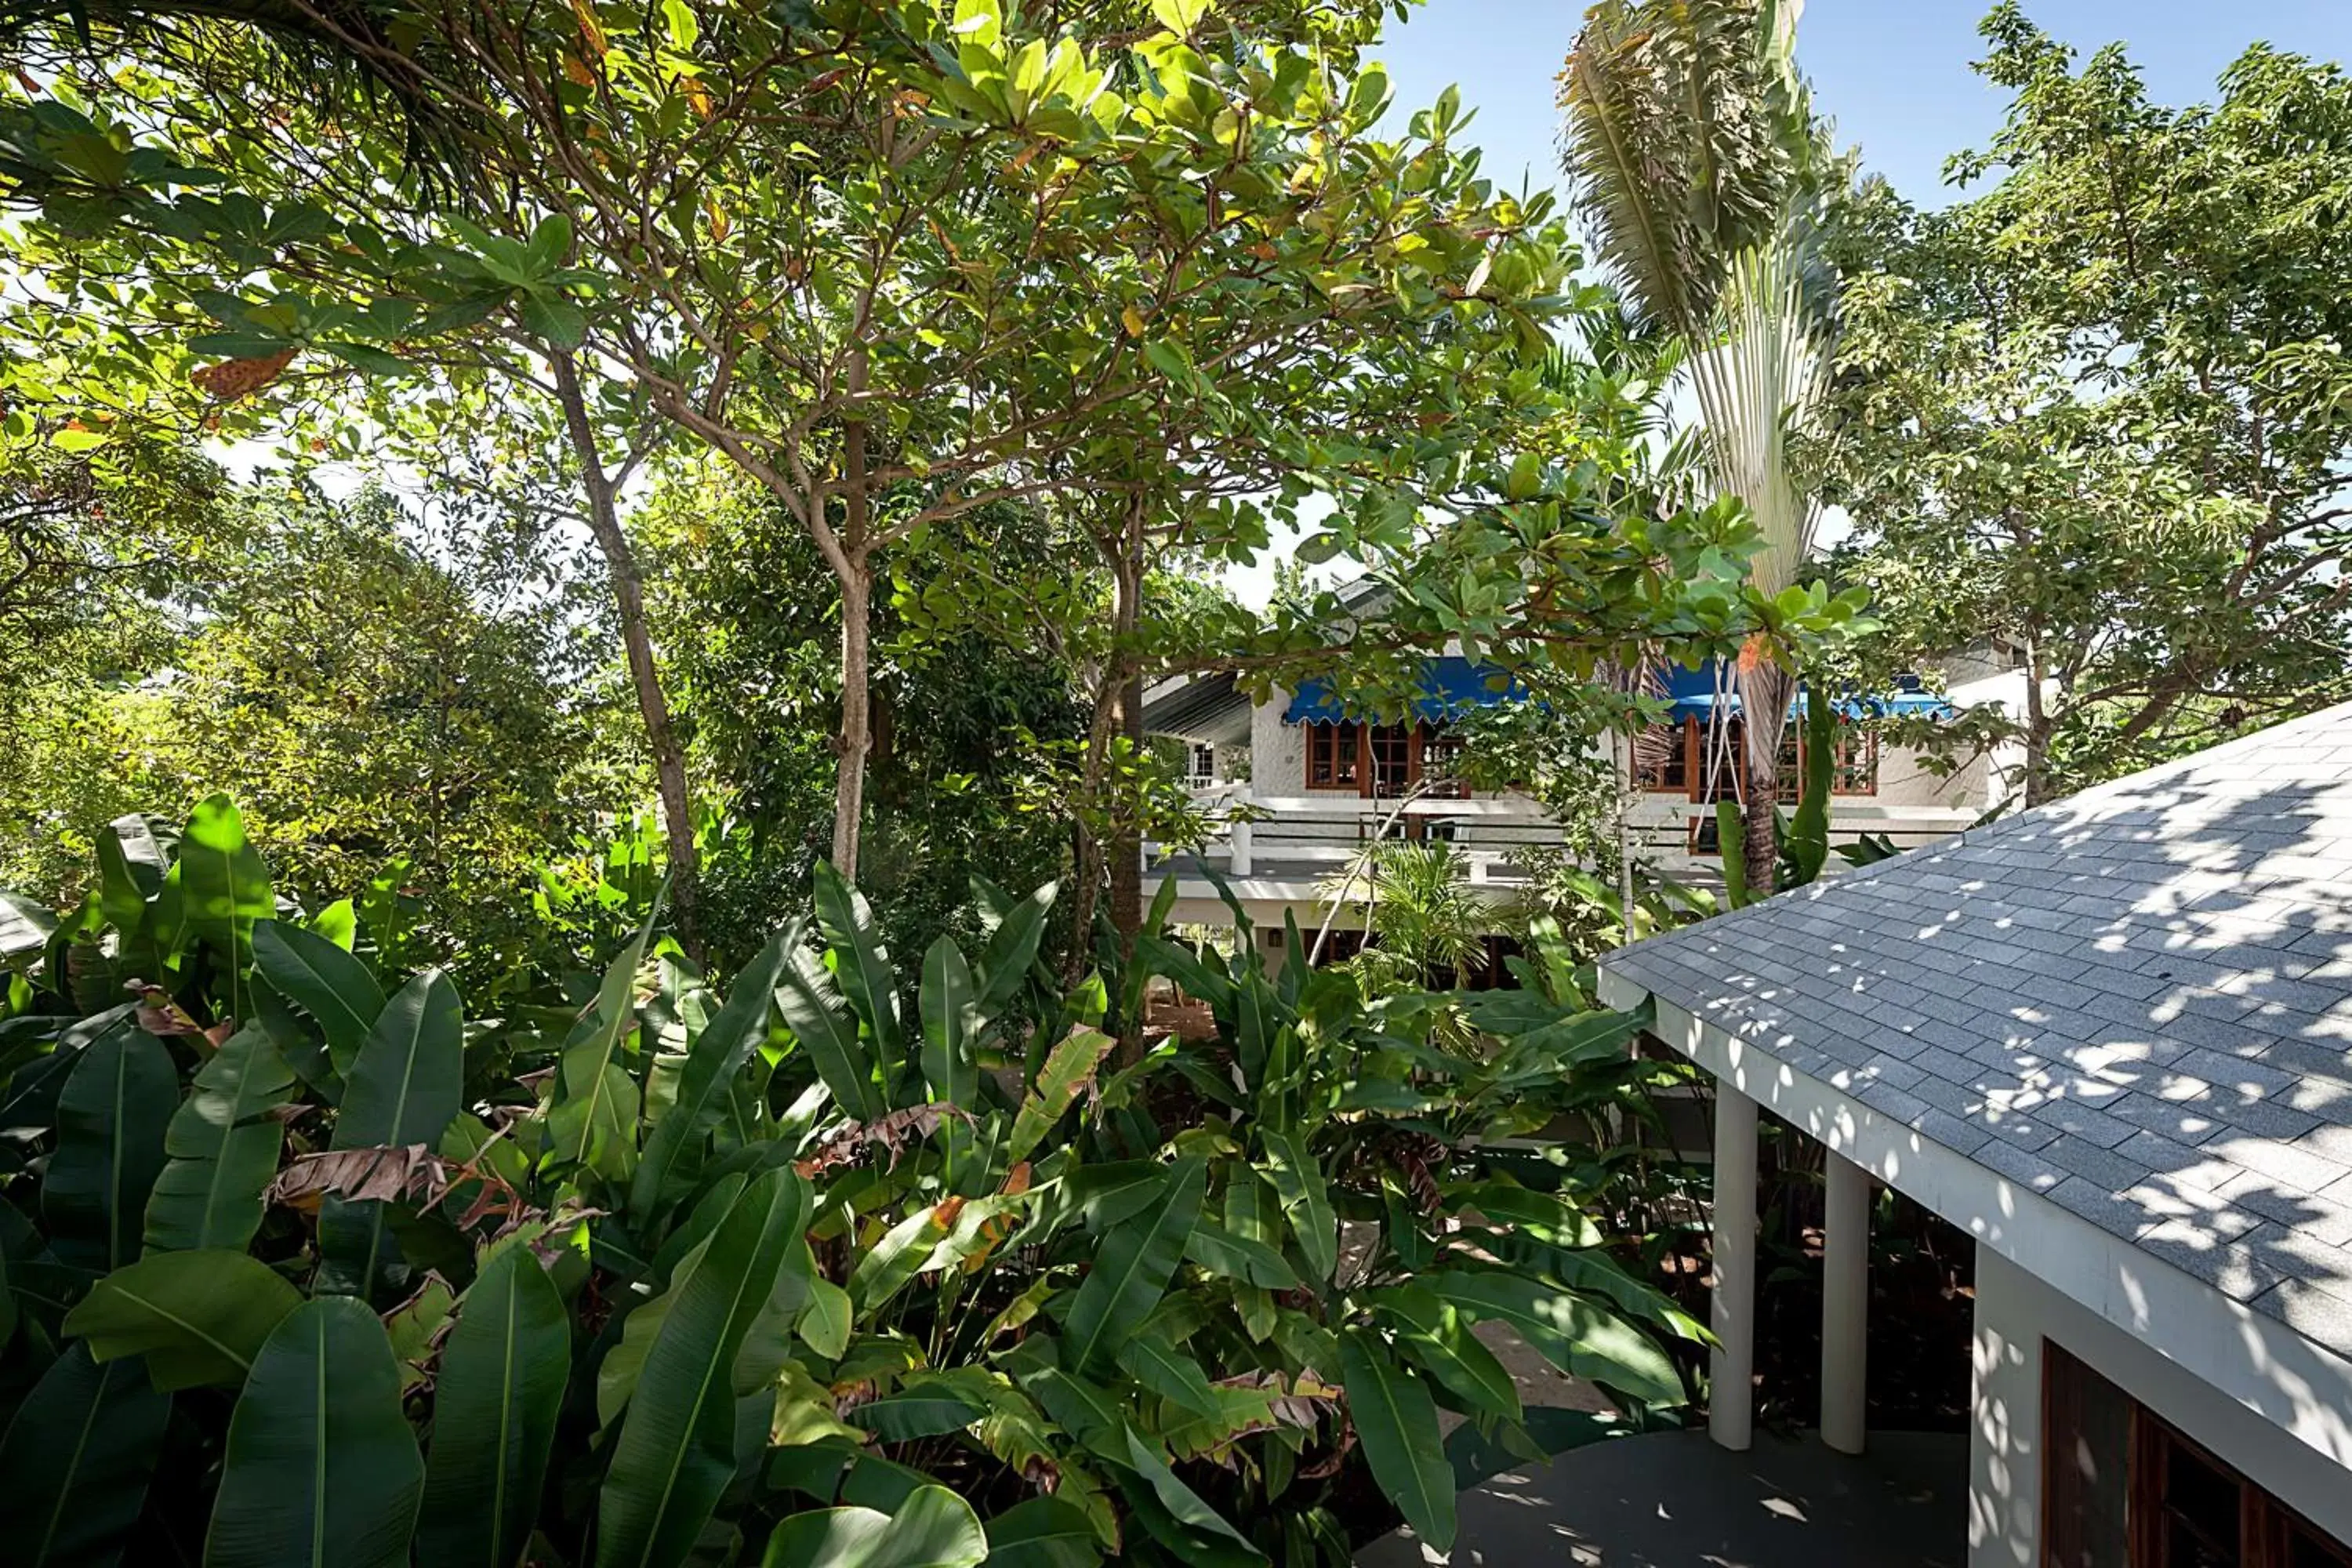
[1821,1149,1871,1455]
[1710,1083,1758,1451]
[1968,1250,2043,1568]
[1229,816,1253,877]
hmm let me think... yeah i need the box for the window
[2044,1341,2352,1568]
[1186,742,1216,788]
[1367,722,1416,798]
[1422,726,1470,800]
[1305,724,1360,790]
[1830,729,1878,795]
[1635,720,1693,795]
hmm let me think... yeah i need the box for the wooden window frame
[1635,717,1696,796]
[1830,728,1879,797]
[1303,722,1362,792]
[2042,1339,2352,1568]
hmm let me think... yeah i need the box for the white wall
[1972,1248,2352,1566]
[1599,982,2352,1568]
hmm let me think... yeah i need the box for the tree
[1808,6,2352,801]
[0,0,1587,892]
[640,461,1085,971]
[1560,0,1846,892]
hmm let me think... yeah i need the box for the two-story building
[1142,646,2031,954]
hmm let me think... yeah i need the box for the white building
[1142,646,2030,949]
[1596,699,2352,1566]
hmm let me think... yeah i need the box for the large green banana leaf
[1339,1329,1455,1552]
[0,1341,169,1567]
[416,1245,572,1568]
[204,1296,425,1568]
[1059,1156,1204,1376]
[597,1167,808,1568]
[143,1025,296,1253]
[252,919,385,1079]
[44,1012,176,1271]
[317,968,463,1298]
[629,931,789,1221]
[64,1246,303,1390]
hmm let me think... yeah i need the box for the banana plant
[0,803,1698,1568]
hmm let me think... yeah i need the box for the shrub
[0,800,1698,1566]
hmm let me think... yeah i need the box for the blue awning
[1282,657,1529,725]
[1282,656,1955,727]
[1660,660,1955,723]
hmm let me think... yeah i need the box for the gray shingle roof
[1599,699,2352,1357]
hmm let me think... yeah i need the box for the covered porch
[1359,1427,1967,1568]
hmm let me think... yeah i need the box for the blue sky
[1216,1,2352,604]
[1379,0,2352,210]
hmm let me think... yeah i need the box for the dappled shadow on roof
[1603,702,2352,1356]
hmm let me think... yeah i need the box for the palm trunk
[1738,662,1793,899]
[549,352,702,957]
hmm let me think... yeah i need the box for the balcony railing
[1152,789,1981,888]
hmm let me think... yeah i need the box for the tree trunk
[1060,655,1123,988]
[833,558,872,879]
[549,352,702,958]
[1738,661,1794,899]
[1106,506,1147,953]
[2022,640,2053,808]
[830,352,873,880]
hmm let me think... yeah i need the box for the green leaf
[845,1385,988,1443]
[597,1168,809,1568]
[1061,1156,1205,1376]
[981,1497,1101,1568]
[758,1483,988,1568]
[798,1276,853,1359]
[1116,1335,1220,1417]
[1424,1269,1682,1405]
[517,292,588,350]
[1005,1025,1113,1166]
[847,1203,951,1316]
[975,883,1053,1016]
[1370,1283,1519,1422]
[180,793,272,971]
[1340,1330,1455,1552]
[205,1296,424,1568]
[253,919,386,1079]
[1116,1426,1258,1556]
[812,862,905,1083]
[0,1342,169,1567]
[66,1246,303,1391]
[1181,1221,1296,1290]
[44,1013,176,1270]
[776,942,881,1122]
[630,931,789,1221]
[0,888,55,967]
[543,902,660,1181]
[1453,1180,1604,1249]
[143,1025,296,1253]
[416,1247,572,1568]
[95,814,166,931]
[1256,1131,1336,1286]
[919,937,980,1109]
[318,969,464,1299]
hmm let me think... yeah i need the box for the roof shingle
[1600,699,2352,1358]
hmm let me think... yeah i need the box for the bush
[0,800,1699,1566]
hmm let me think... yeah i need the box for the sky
[1220,0,2352,606]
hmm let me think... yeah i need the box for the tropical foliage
[0,800,1698,1565]
[1807,5,2352,799]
